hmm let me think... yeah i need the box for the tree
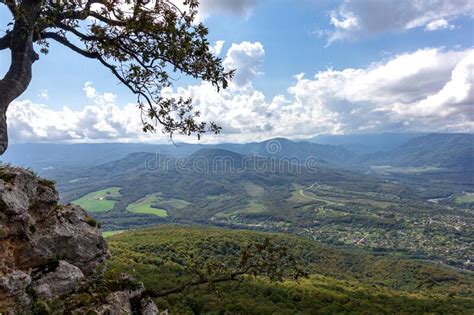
[144,237,309,298]
[114,237,308,303]
[0,0,233,155]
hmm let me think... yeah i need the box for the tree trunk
[0,0,42,155]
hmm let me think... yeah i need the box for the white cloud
[83,82,97,98]
[326,0,473,43]
[7,100,148,143]
[6,47,474,144]
[38,89,49,100]
[83,82,117,104]
[7,82,150,143]
[283,48,474,134]
[390,50,474,118]
[425,19,455,31]
[223,41,265,87]
[173,47,474,140]
[210,40,225,56]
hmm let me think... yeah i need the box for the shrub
[0,169,16,184]
[85,215,99,228]
[38,178,56,189]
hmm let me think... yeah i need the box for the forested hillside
[106,226,474,314]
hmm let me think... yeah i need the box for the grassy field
[126,194,168,217]
[102,230,125,238]
[215,200,267,219]
[234,201,266,216]
[371,166,443,174]
[289,183,394,208]
[289,189,343,206]
[156,196,190,209]
[455,193,474,204]
[72,187,121,212]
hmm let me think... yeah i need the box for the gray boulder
[32,260,84,300]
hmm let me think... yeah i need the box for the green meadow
[126,194,168,217]
[72,187,121,213]
[102,230,126,238]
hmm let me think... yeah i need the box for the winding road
[299,182,319,200]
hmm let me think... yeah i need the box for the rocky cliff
[0,167,159,314]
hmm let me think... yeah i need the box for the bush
[38,178,56,188]
[0,169,16,184]
[85,215,100,228]
[32,300,50,315]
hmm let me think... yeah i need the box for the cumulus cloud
[223,41,265,87]
[284,48,474,134]
[390,50,474,119]
[83,82,116,104]
[326,0,473,43]
[8,101,139,142]
[210,40,225,56]
[8,83,149,143]
[6,47,474,144]
[169,47,474,140]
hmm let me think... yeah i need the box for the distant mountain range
[308,133,427,154]
[1,133,473,172]
[358,133,474,170]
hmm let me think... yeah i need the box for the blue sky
[1,0,473,143]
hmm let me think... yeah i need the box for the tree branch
[0,32,11,50]
[56,22,98,41]
[42,32,97,59]
[60,9,128,26]
[141,271,245,299]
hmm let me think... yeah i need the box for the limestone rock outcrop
[0,167,159,314]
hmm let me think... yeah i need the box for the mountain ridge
[2,133,472,174]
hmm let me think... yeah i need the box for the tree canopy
[0,0,234,154]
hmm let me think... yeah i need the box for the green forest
[102,226,474,314]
